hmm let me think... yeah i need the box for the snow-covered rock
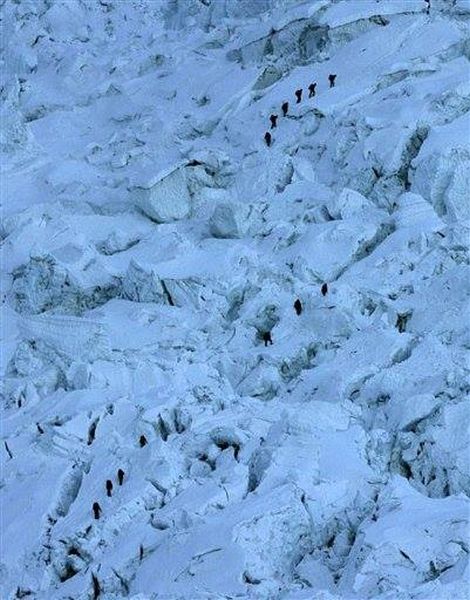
[133,165,192,223]
[209,201,253,238]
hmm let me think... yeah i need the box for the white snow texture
[1,0,469,599]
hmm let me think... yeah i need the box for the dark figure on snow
[294,299,302,315]
[270,114,278,129]
[395,313,409,333]
[263,331,273,347]
[92,502,102,520]
[295,88,302,103]
[106,479,113,497]
[424,0,430,14]
[321,283,328,296]
[308,82,317,98]
[281,101,289,117]
[139,434,148,447]
[328,74,337,88]
[264,131,272,147]
[117,468,125,485]
[91,573,101,600]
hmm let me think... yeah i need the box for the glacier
[1,0,469,598]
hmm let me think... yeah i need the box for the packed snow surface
[1,0,469,598]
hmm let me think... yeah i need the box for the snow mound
[133,165,192,223]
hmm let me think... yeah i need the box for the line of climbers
[262,282,328,346]
[92,467,125,519]
[32,428,147,521]
[264,74,337,147]
[92,431,151,518]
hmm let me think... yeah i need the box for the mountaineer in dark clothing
[395,313,410,333]
[91,573,101,600]
[264,131,272,147]
[308,83,317,97]
[139,434,148,447]
[282,101,289,116]
[294,299,302,315]
[328,74,337,88]
[106,479,113,497]
[117,468,125,485]
[92,502,102,520]
[263,331,273,347]
[295,88,302,103]
[270,114,278,129]
[321,283,328,296]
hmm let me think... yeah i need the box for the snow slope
[1,0,469,598]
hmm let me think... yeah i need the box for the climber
[106,479,113,497]
[308,82,317,98]
[294,299,302,315]
[264,131,272,147]
[36,423,44,434]
[295,88,302,103]
[281,101,289,117]
[87,420,97,446]
[92,502,102,520]
[262,331,273,347]
[424,0,430,14]
[117,468,125,485]
[328,74,337,88]
[395,313,409,333]
[91,573,101,600]
[139,434,148,447]
[321,283,328,296]
[269,114,278,129]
